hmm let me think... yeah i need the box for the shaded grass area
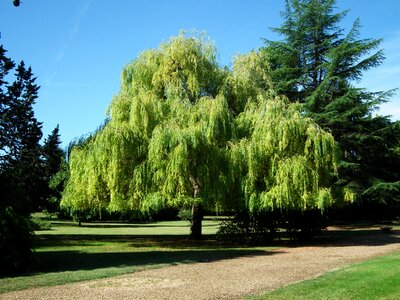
[250,250,400,300]
[0,218,270,293]
[305,228,400,247]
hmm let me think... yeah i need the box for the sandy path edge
[1,230,399,300]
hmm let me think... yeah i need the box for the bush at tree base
[177,207,193,221]
[217,209,326,244]
[216,210,276,244]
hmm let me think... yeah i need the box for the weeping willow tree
[62,33,234,238]
[62,33,341,239]
[229,51,342,214]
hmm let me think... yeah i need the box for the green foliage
[48,158,69,214]
[62,32,340,238]
[262,0,400,213]
[30,216,52,231]
[231,96,338,213]
[0,44,42,274]
[177,207,193,221]
[217,211,276,244]
[62,33,232,216]
[217,209,326,244]
[42,125,65,213]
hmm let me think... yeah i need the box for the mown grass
[0,217,270,293]
[250,250,400,300]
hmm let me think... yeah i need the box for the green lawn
[251,250,400,300]
[0,217,270,293]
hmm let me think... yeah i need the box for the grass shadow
[30,227,399,276]
[18,234,279,278]
[29,248,278,274]
[34,234,227,248]
[290,228,400,248]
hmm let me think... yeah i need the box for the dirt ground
[2,228,399,300]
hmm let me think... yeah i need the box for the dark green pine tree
[7,61,43,212]
[0,45,43,274]
[42,125,65,213]
[262,0,400,216]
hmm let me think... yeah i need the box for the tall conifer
[263,0,400,212]
[0,45,42,273]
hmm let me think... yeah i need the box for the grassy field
[0,216,270,293]
[251,250,400,300]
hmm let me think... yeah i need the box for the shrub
[217,209,326,244]
[283,209,326,241]
[217,210,276,245]
[30,217,52,231]
[0,207,33,275]
[177,208,192,221]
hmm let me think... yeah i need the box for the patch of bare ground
[1,228,399,300]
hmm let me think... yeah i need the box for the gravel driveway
[2,228,399,300]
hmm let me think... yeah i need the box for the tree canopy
[62,33,340,238]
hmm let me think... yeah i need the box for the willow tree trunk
[190,204,203,240]
[189,175,203,240]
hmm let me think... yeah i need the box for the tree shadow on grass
[291,229,400,248]
[11,234,281,278]
[29,248,278,275]
[29,230,399,276]
[34,234,227,249]
[35,227,400,250]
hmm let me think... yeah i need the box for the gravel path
[2,229,399,300]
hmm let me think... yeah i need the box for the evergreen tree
[0,45,42,273]
[42,125,65,213]
[48,157,69,215]
[262,0,400,214]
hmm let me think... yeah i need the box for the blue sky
[1,0,400,147]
